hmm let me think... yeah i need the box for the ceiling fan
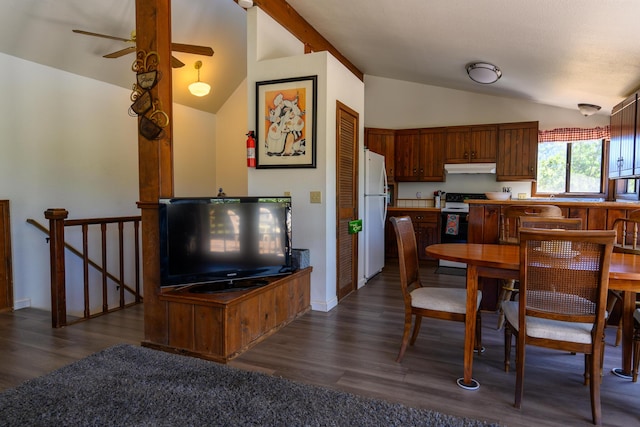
[72,29,214,68]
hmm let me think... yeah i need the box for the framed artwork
[255,75,317,168]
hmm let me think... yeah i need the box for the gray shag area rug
[0,344,500,426]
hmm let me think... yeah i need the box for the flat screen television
[159,196,293,290]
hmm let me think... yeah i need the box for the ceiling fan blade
[103,46,136,59]
[72,29,132,43]
[171,43,214,56]
[171,56,185,68]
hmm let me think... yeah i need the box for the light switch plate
[310,191,322,203]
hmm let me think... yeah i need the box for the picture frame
[255,75,317,168]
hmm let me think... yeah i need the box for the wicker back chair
[607,210,640,349]
[503,228,615,426]
[496,205,565,329]
[519,217,582,231]
[499,204,563,245]
[389,216,483,364]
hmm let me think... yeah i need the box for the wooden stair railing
[30,209,143,328]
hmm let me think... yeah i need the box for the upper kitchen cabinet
[394,128,445,182]
[608,92,636,178]
[445,125,497,163]
[496,121,539,181]
[365,127,395,181]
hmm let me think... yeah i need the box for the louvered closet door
[336,101,359,301]
[0,200,12,311]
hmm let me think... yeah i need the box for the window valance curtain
[538,126,610,143]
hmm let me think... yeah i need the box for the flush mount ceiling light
[578,103,601,117]
[466,62,502,84]
[188,61,211,97]
[238,0,253,8]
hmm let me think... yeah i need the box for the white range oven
[439,192,487,269]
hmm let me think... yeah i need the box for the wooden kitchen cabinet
[365,127,395,181]
[609,93,640,179]
[386,209,440,261]
[496,121,539,181]
[394,128,445,181]
[608,92,636,178]
[445,125,497,163]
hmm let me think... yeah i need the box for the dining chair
[607,210,640,348]
[496,205,564,329]
[633,308,640,382]
[503,228,616,426]
[518,216,582,231]
[389,216,483,363]
[498,205,564,245]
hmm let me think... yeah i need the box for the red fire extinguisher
[246,130,256,168]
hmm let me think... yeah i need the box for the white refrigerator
[364,149,388,280]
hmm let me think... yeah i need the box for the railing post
[44,208,69,328]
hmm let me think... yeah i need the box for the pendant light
[188,61,211,97]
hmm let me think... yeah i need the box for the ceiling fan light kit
[466,62,502,84]
[578,103,601,116]
[189,61,211,97]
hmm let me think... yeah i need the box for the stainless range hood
[444,163,496,174]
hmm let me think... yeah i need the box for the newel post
[45,208,69,328]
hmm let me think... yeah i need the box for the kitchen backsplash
[396,198,432,208]
[395,175,532,201]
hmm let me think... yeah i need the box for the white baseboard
[13,298,31,310]
[311,296,338,312]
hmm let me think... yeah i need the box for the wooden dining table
[426,243,640,390]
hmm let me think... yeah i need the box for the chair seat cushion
[411,287,482,314]
[503,301,594,344]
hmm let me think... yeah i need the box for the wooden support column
[135,0,174,345]
[44,208,69,328]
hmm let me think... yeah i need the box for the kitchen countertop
[467,199,640,208]
[388,206,441,212]
[389,199,640,211]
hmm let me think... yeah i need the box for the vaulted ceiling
[2,0,639,116]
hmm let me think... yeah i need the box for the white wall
[214,78,249,196]
[246,8,365,311]
[364,75,611,199]
[364,75,610,130]
[0,52,217,311]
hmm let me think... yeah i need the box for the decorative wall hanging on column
[129,50,169,140]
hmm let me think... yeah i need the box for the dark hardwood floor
[1,263,638,426]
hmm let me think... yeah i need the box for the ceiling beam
[239,0,364,81]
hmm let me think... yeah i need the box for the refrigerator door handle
[382,194,388,222]
[383,162,388,220]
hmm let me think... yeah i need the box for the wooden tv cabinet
[151,267,311,363]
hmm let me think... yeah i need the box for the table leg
[457,264,480,390]
[612,290,636,380]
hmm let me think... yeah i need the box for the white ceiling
[2,0,639,116]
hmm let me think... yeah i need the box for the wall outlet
[310,191,322,203]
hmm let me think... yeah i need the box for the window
[536,127,610,197]
[615,177,640,201]
[537,139,604,194]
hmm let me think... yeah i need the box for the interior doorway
[335,101,359,301]
[0,200,13,311]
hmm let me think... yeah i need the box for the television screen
[159,197,292,288]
